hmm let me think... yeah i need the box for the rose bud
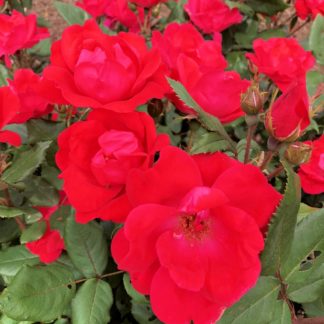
[285,142,312,165]
[241,84,265,115]
[265,82,310,142]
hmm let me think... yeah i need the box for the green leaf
[64,217,108,278]
[261,161,301,275]
[190,132,229,154]
[0,64,9,86]
[280,209,324,303]
[218,276,282,324]
[54,1,90,25]
[236,138,261,163]
[245,0,288,15]
[27,39,51,57]
[167,78,236,152]
[0,264,75,322]
[0,314,32,324]
[226,51,249,78]
[226,1,254,16]
[0,206,25,218]
[26,119,65,144]
[123,273,147,304]
[72,279,113,324]
[20,220,47,244]
[24,176,60,206]
[310,15,324,65]
[0,246,39,277]
[2,141,51,184]
[303,296,324,317]
[272,301,291,324]
[297,203,319,223]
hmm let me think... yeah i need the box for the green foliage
[0,264,75,322]
[245,0,288,15]
[261,161,301,276]
[0,246,39,277]
[64,217,108,278]
[218,276,284,324]
[20,219,46,244]
[0,65,9,87]
[310,15,324,65]
[2,141,51,185]
[54,1,90,25]
[72,279,113,324]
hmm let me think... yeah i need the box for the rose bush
[0,0,323,323]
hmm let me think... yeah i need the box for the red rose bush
[0,1,323,323]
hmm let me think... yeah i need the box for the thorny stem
[73,270,124,285]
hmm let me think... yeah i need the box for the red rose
[76,0,109,18]
[298,135,324,194]
[8,69,52,123]
[104,0,143,32]
[44,20,167,112]
[130,0,166,7]
[152,23,227,79]
[56,110,169,223]
[246,38,315,91]
[0,1,4,6]
[173,55,250,123]
[0,86,21,146]
[112,147,281,324]
[0,11,49,67]
[184,0,242,33]
[295,0,324,20]
[265,82,310,142]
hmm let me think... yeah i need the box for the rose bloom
[265,82,310,142]
[295,0,324,20]
[152,23,227,79]
[185,0,242,33]
[171,54,250,123]
[104,0,143,32]
[8,69,52,123]
[246,38,315,91]
[0,10,49,67]
[76,0,109,18]
[112,146,282,324]
[44,20,167,112]
[130,0,166,7]
[0,86,21,146]
[298,135,324,194]
[56,110,169,223]
[0,1,4,6]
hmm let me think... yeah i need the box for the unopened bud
[285,142,312,165]
[241,85,265,115]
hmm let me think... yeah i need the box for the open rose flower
[295,0,324,20]
[298,135,324,194]
[76,0,109,18]
[8,69,52,123]
[44,20,167,112]
[0,10,49,67]
[171,55,250,123]
[56,110,169,223]
[0,86,21,146]
[265,82,310,142]
[246,38,315,91]
[185,0,242,33]
[152,23,227,78]
[112,147,282,324]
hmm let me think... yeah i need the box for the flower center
[178,211,210,241]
